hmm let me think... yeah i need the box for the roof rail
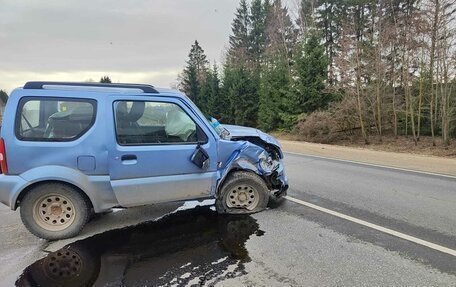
[23,81,159,94]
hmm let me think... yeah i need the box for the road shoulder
[280,140,456,176]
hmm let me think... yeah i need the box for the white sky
[0,0,241,93]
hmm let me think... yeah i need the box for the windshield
[180,95,228,138]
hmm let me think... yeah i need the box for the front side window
[17,98,96,141]
[114,101,198,145]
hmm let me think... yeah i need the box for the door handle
[121,154,137,161]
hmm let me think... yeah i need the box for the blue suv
[0,82,288,240]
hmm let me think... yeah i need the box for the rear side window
[16,98,96,141]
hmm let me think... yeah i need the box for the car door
[108,96,218,207]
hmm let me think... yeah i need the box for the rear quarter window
[16,97,97,141]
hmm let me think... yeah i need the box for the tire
[216,171,269,215]
[20,183,91,240]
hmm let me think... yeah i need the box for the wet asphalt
[0,153,455,286]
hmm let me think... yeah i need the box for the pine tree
[187,40,209,79]
[206,64,223,118]
[200,64,224,118]
[315,0,346,85]
[183,65,200,105]
[223,0,262,126]
[257,0,297,131]
[100,76,112,83]
[180,40,209,109]
[258,56,294,131]
[228,0,251,66]
[249,0,269,68]
[222,65,258,127]
[295,30,330,113]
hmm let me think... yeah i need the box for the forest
[177,0,456,147]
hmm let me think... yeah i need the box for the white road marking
[285,195,456,257]
[284,151,456,179]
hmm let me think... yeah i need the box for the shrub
[294,111,341,143]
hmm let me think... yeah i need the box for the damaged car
[0,81,288,240]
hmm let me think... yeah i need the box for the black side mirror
[191,146,210,170]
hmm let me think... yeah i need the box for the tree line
[0,90,8,105]
[178,0,456,146]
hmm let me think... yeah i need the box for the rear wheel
[20,183,91,240]
[216,171,269,214]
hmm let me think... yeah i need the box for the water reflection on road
[16,206,264,287]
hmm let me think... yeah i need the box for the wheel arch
[14,180,93,211]
[13,166,118,212]
[216,143,272,197]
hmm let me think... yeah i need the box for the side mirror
[191,146,210,170]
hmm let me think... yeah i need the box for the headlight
[259,153,279,173]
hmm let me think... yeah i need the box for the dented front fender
[216,140,288,198]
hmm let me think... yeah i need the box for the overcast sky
[0,0,242,93]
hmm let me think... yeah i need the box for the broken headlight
[259,153,280,173]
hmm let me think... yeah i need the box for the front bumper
[266,159,288,198]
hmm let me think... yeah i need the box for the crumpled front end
[257,148,289,197]
[217,140,288,198]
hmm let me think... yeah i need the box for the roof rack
[23,81,159,94]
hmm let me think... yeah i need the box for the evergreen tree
[249,0,269,68]
[0,90,8,104]
[186,40,209,79]
[228,0,251,66]
[258,56,294,131]
[180,40,209,109]
[222,65,258,126]
[315,0,346,85]
[202,64,223,119]
[257,0,297,131]
[100,76,112,83]
[183,65,201,105]
[223,0,262,126]
[295,31,330,113]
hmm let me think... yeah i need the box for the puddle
[15,206,264,287]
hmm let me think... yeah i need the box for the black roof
[23,81,159,94]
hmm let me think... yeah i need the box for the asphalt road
[1,152,455,286]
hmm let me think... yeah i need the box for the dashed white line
[284,151,456,179]
[285,195,456,257]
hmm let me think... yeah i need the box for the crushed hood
[223,124,261,138]
[223,124,282,155]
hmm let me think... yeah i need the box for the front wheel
[20,183,91,240]
[216,171,269,214]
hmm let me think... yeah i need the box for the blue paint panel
[78,156,96,171]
